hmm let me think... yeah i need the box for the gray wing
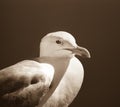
[0,60,54,107]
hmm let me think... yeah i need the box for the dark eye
[56,40,62,44]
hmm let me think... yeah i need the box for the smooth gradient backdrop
[0,0,120,107]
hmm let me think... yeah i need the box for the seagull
[0,31,90,107]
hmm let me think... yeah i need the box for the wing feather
[0,60,54,107]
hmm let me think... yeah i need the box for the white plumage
[41,57,84,107]
[0,31,90,107]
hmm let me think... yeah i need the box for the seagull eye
[56,40,62,44]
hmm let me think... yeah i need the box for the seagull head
[40,31,90,58]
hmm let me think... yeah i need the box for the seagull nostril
[31,77,39,84]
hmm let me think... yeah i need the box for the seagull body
[0,31,90,107]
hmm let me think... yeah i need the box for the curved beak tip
[84,51,91,58]
[73,46,91,58]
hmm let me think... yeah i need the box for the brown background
[0,0,120,107]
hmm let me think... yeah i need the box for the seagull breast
[40,57,84,107]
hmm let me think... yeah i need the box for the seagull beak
[66,46,91,58]
[73,46,91,58]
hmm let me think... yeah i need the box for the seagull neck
[39,56,71,81]
[35,56,71,85]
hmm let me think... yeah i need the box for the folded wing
[0,60,54,107]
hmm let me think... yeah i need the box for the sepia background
[0,0,120,107]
